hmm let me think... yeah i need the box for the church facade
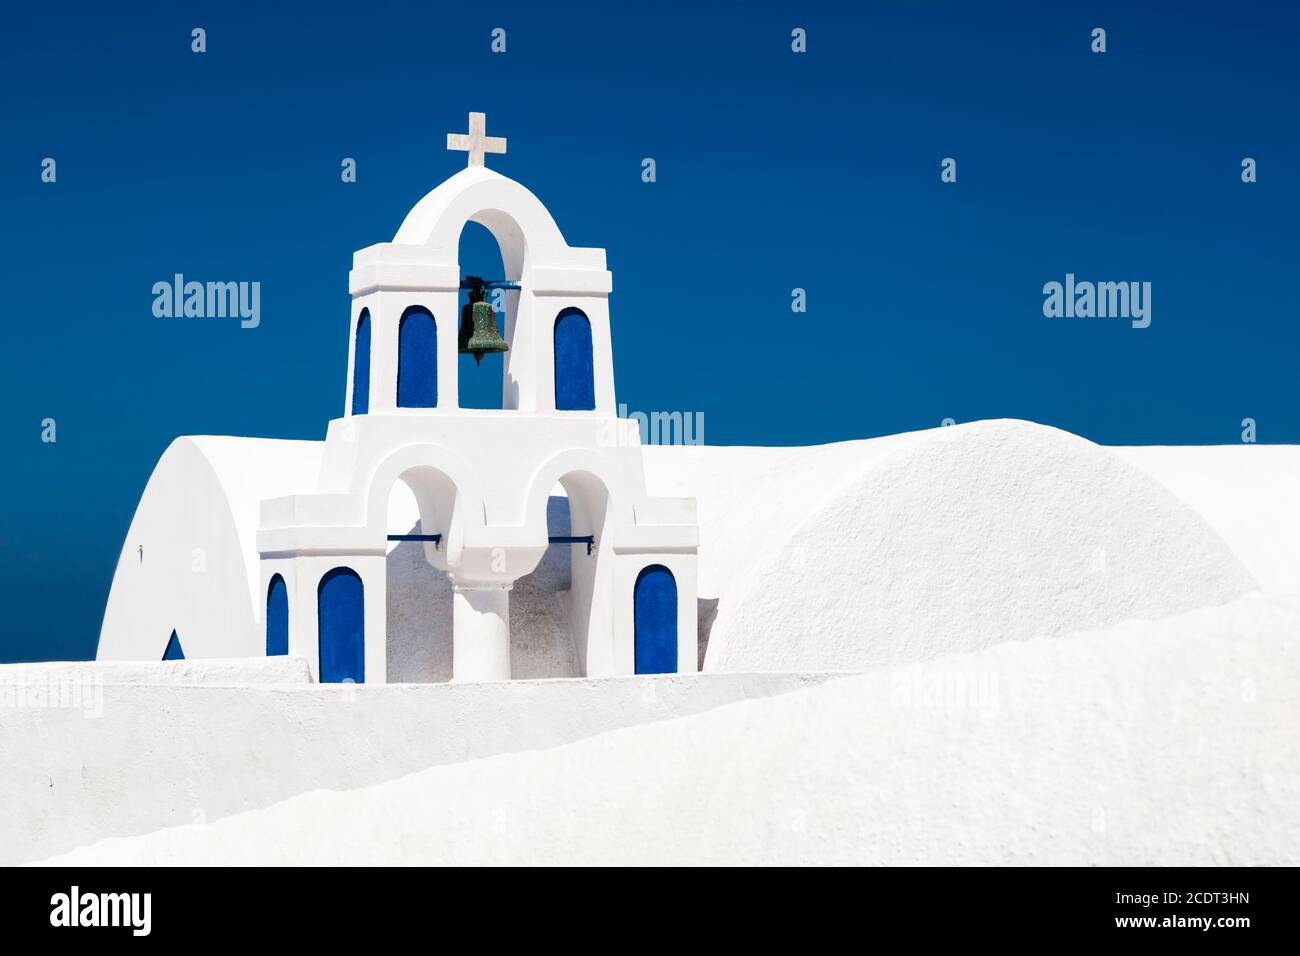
[98,114,700,683]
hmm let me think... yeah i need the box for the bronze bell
[458,278,509,365]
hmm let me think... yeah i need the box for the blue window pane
[318,567,365,684]
[397,307,438,408]
[634,565,677,674]
[351,311,371,415]
[554,308,595,411]
[266,574,289,656]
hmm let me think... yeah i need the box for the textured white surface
[97,437,323,662]
[647,421,1259,672]
[59,419,1300,865]
[1114,444,1300,593]
[0,657,311,686]
[0,669,835,865]
[46,593,1300,866]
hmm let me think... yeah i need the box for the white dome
[689,420,1258,672]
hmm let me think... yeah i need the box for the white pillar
[452,586,511,681]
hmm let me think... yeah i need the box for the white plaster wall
[1115,444,1300,593]
[0,668,833,865]
[47,593,1300,866]
[98,437,323,661]
[641,437,917,605]
[0,657,310,687]
[645,421,1259,672]
[642,432,1300,668]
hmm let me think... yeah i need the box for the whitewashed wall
[0,667,835,865]
[642,421,1260,673]
[43,594,1300,866]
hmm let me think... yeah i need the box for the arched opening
[557,471,610,549]
[162,630,185,661]
[457,221,510,410]
[634,565,677,675]
[397,307,438,408]
[554,308,595,410]
[351,310,371,415]
[385,467,458,682]
[318,567,364,683]
[508,482,581,679]
[529,469,612,677]
[266,574,288,656]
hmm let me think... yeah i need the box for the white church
[98,113,700,683]
[21,114,1299,868]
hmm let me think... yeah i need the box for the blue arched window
[266,574,289,656]
[318,567,364,684]
[397,307,438,407]
[554,308,595,411]
[634,565,677,674]
[162,630,185,661]
[351,310,371,415]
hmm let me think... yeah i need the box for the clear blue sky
[2,1,1297,661]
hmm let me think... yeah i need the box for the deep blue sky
[2,1,1297,661]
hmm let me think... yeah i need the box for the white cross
[447,112,507,168]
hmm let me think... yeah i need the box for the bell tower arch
[347,117,614,417]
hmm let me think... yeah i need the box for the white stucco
[1114,444,1300,593]
[1,657,311,687]
[0,667,836,866]
[643,420,1259,673]
[44,592,1300,866]
[98,437,323,661]
[18,427,1300,865]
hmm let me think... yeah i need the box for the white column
[452,585,511,681]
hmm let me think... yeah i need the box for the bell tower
[343,112,618,417]
[254,113,697,685]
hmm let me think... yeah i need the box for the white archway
[385,467,459,683]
